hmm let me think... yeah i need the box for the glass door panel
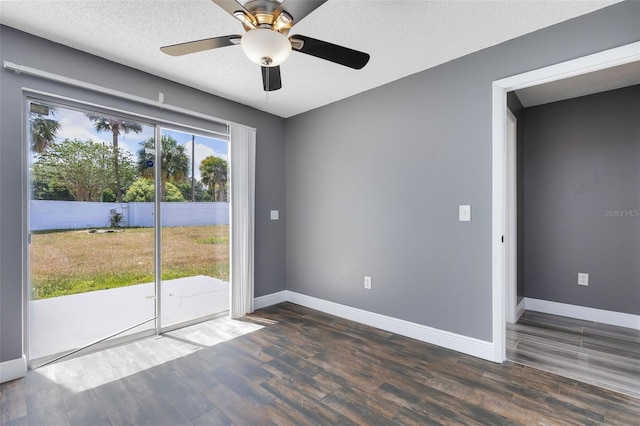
[159,128,230,328]
[28,100,156,363]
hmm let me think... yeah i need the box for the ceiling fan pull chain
[266,67,270,99]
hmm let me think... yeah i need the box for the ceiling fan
[160,0,370,91]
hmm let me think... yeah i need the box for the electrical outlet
[364,276,372,290]
[578,273,589,286]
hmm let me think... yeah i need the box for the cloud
[37,105,227,168]
[56,109,108,143]
[53,107,153,156]
[184,141,228,180]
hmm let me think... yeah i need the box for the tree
[136,135,189,201]
[31,168,73,201]
[32,139,135,202]
[199,156,228,202]
[175,178,211,202]
[87,115,142,202]
[30,105,60,153]
[124,178,184,202]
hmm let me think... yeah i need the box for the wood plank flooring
[2,303,639,425]
[507,310,640,400]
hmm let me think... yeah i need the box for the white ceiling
[0,0,623,118]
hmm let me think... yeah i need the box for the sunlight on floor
[34,316,263,394]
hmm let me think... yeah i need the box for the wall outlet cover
[364,276,372,289]
[578,273,589,286]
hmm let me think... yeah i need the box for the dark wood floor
[2,303,639,425]
[507,310,640,399]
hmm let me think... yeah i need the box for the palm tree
[30,107,60,153]
[199,156,228,202]
[137,135,189,201]
[86,115,142,202]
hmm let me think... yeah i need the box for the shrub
[124,178,185,202]
[109,209,123,227]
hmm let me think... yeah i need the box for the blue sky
[43,104,227,180]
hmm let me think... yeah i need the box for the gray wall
[285,1,640,341]
[522,85,640,315]
[0,26,286,363]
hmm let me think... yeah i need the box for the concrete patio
[29,275,229,360]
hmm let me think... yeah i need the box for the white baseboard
[284,291,494,362]
[516,298,526,322]
[524,298,640,330]
[253,290,287,310]
[0,356,26,384]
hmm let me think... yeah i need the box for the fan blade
[160,35,241,56]
[290,35,369,69]
[261,66,282,91]
[211,0,251,19]
[281,0,328,25]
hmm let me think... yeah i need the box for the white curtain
[229,124,256,318]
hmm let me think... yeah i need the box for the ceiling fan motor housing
[238,0,293,32]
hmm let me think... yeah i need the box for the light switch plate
[459,205,471,222]
[270,210,279,220]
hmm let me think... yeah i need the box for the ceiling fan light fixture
[241,28,291,67]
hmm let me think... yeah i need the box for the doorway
[27,99,230,367]
[491,41,640,363]
[502,82,640,398]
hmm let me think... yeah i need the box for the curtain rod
[3,60,256,132]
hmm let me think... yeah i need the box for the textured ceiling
[0,0,622,118]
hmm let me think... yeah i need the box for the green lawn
[30,225,229,299]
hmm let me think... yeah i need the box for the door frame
[491,41,640,362]
[505,109,517,325]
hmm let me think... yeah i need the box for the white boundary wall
[30,200,229,231]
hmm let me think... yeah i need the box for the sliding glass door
[27,100,230,366]
[28,100,157,364]
[158,128,230,328]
